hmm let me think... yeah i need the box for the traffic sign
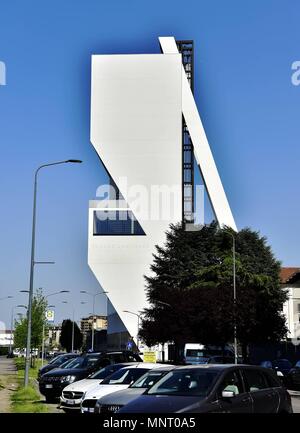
[143,351,156,363]
[45,309,55,323]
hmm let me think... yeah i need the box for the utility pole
[24,160,82,386]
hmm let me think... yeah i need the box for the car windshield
[295,361,300,368]
[147,369,219,397]
[48,355,68,365]
[101,368,149,385]
[48,356,63,365]
[65,355,100,369]
[89,364,121,380]
[62,357,85,369]
[59,358,78,369]
[52,356,74,367]
[130,370,167,389]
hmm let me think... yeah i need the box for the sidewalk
[0,356,18,413]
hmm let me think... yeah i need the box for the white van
[183,343,234,365]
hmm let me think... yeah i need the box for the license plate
[66,399,75,405]
[45,384,53,389]
[88,408,94,413]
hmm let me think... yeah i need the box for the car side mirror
[222,390,235,398]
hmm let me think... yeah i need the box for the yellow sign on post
[143,351,156,363]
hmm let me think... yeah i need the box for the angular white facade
[88,38,236,343]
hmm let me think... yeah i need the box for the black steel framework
[176,40,195,224]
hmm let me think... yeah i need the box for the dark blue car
[118,365,292,413]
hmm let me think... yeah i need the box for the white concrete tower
[88,37,236,346]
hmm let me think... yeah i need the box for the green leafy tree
[14,289,48,365]
[59,319,83,352]
[139,222,287,361]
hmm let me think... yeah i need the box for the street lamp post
[80,291,108,351]
[123,310,141,352]
[226,231,238,365]
[24,159,82,387]
[72,309,75,352]
[156,300,173,362]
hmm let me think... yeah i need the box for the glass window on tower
[93,210,145,236]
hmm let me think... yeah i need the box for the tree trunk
[241,342,249,363]
[161,345,165,363]
[174,342,184,365]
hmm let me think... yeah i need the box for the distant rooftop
[280,267,300,284]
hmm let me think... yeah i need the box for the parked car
[80,363,167,413]
[260,359,292,385]
[118,364,292,413]
[286,360,300,390]
[39,353,108,402]
[94,365,175,414]
[271,359,293,376]
[39,351,143,402]
[60,363,134,412]
[37,353,79,380]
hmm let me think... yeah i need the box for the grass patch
[11,401,46,413]
[10,384,47,413]
[14,358,44,380]
[11,385,40,402]
[11,359,48,413]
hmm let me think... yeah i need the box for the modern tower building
[88,37,236,349]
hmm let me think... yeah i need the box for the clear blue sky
[0,0,299,328]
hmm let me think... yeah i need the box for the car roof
[147,365,175,371]
[116,363,151,369]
